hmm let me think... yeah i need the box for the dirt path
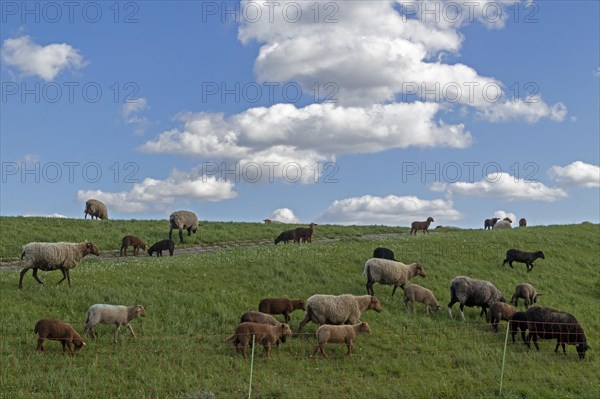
[0,233,407,271]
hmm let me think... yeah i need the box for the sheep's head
[427,217,434,223]
[358,322,371,334]
[135,305,147,317]
[577,343,590,360]
[415,263,427,278]
[85,242,100,256]
[503,217,513,223]
[280,323,292,338]
[295,300,306,310]
[536,251,545,259]
[492,218,500,224]
[369,296,382,313]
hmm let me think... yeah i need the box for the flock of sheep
[21,200,589,362]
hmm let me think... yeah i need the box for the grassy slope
[0,223,599,398]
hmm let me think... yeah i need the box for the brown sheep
[34,318,85,355]
[311,322,371,358]
[120,235,147,257]
[258,298,306,323]
[410,217,434,235]
[489,302,517,332]
[294,223,317,243]
[225,322,292,359]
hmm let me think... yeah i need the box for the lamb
[169,210,199,243]
[147,239,175,257]
[258,298,306,323]
[364,258,427,297]
[511,283,540,308]
[447,276,505,321]
[34,318,85,354]
[489,302,517,332]
[310,322,371,358]
[294,223,317,243]
[493,218,513,229]
[240,311,288,344]
[84,304,147,343]
[274,230,295,245]
[525,306,590,359]
[297,294,382,334]
[372,247,397,261]
[519,218,527,227]
[410,217,434,235]
[509,311,529,343]
[84,199,108,220]
[503,249,545,272]
[19,241,100,288]
[225,322,292,359]
[403,284,440,314]
[120,235,147,257]
[484,217,500,230]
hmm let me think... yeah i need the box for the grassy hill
[0,222,598,398]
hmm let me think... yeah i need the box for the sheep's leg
[459,304,466,321]
[125,322,136,338]
[19,267,32,288]
[264,342,271,359]
[114,323,122,343]
[169,227,173,240]
[447,299,458,319]
[391,285,398,297]
[319,344,327,358]
[56,269,67,285]
[37,338,45,353]
[297,313,312,335]
[284,312,290,323]
[310,345,320,358]
[187,227,192,236]
[179,228,184,243]
[425,305,429,315]
[32,268,45,285]
[365,280,374,296]
[508,261,514,268]
[65,269,72,287]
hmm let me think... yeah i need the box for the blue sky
[1,0,599,227]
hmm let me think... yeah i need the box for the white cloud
[1,36,86,81]
[548,161,600,189]
[121,98,150,135]
[76,169,237,213]
[140,102,471,178]
[236,0,565,121]
[594,67,600,77]
[318,194,461,225]
[23,213,68,218]
[270,208,299,223]
[436,172,567,202]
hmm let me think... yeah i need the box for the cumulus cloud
[436,172,567,202]
[318,194,461,225]
[548,161,600,188]
[270,208,299,223]
[236,0,565,121]
[1,36,86,81]
[76,169,236,213]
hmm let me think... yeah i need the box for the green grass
[0,223,599,398]
[0,217,404,260]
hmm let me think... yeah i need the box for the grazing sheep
[169,210,199,243]
[147,239,175,257]
[84,199,108,220]
[489,302,517,332]
[294,223,317,243]
[258,298,306,323]
[225,322,292,359]
[525,306,590,359]
[484,217,500,230]
[503,249,545,272]
[34,318,85,354]
[519,218,527,227]
[493,218,513,229]
[372,247,397,261]
[311,322,371,358]
[447,276,505,321]
[297,294,382,334]
[364,258,427,297]
[410,217,434,235]
[511,283,540,308]
[509,311,529,343]
[403,284,440,314]
[240,311,288,344]
[84,304,147,343]
[19,241,100,289]
[274,230,295,245]
[120,235,147,257]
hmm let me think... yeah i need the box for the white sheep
[310,322,371,358]
[511,283,540,308]
[169,210,199,243]
[297,294,382,334]
[493,218,513,229]
[84,304,147,343]
[84,199,108,219]
[403,284,441,314]
[363,258,427,297]
[19,241,100,288]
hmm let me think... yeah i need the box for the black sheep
[484,217,500,230]
[274,230,295,244]
[372,247,397,261]
[147,239,175,257]
[509,311,529,343]
[503,249,545,272]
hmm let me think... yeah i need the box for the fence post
[499,323,510,396]
[248,334,256,399]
